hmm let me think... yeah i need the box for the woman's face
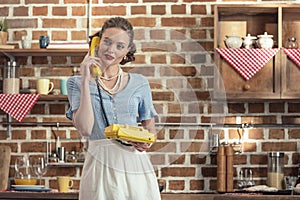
[98,27,130,68]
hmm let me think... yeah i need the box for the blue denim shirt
[66,73,158,140]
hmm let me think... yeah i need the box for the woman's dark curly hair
[89,17,136,65]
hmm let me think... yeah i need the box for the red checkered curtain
[283,48,300,68]
[216,48,279,81]
[0,94,40,122]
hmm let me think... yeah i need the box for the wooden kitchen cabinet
[213,4,300,100]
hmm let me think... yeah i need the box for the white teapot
[257,32,273,49]
[224,35,242,49]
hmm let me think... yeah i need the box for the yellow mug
[57,176,73,192]
[36,79,54,95]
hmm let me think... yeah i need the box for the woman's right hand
[80,53,103,80]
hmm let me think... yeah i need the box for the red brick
[166,78,184,89]
[180,142,205,152]
[191,5,207,14]
[151,54,166,64]
[288,129,300,139]
[189,129,204,140]
[207,103,224,114]
[43,18,76,28]
[64,0,87,3]
[25,0,59,3]
[142,42,177,52]
[171,5,186,14]
[228,103,245,114]
[72,6,86,16]
[71,30,87,40]
[188,103,204,114]
[233,154,247,165]
[103,0,137,2]
[0,0,19,4]
[52,31,68,41]
[161,167,195,177]
[149,154,165,165]
[162,17,196,27]
[191,29,206,39]
[190,154,207,165]
[243,142,257,152]
[249,103,264,113]
[170,54,185,64]
[21,142,47,152]
[11,130,26,140]
[169,154,185,165]
[250,154,268,165]
[151,5,166,15]
[150,29,166,40]
[13,6,29,16]
[150,142,176,153]
[160,66,196,76]
[248,129,264,140]
[262,142,297,152]
[152,91,174,101]
[269,129,284,139]
[52,6,67,16]
[92,6,126,16]
[31,130,46,139]
[169,180,185,190]
[169,129,184,140]
[33,6,48,16]
[8,19,38,29]
[201,167,217,177]
[288,103,300,113]
[269,102,284,113]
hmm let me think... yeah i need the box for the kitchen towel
[216,48,279,81]
[0,94,40,122]
[283,48,300,68]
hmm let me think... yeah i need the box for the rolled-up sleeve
[137,81,158,122]
[66,76,81,120]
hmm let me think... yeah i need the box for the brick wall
[1,0,300,193]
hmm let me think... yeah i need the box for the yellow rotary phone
[89,36,102,77]
[104,124,156,144]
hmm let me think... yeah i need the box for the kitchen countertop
[1,192,300,200]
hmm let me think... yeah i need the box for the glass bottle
[267,152,284,189]
[286,37,298,49]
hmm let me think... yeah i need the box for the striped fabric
[0,94,40,122]
[283,48,300,68]
[216,48,279,81]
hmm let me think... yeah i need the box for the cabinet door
[281,51,300,99]
[214,53,281,100]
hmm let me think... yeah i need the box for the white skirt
[79,139,161,200]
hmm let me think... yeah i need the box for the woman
[66,17,161,200]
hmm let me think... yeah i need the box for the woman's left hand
[128,142,151,152]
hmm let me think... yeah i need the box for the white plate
[11,185,45,189]
[12,186,51,192]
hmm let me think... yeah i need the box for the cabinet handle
[243,84,251,91]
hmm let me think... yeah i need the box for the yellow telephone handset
[89,36,102,77]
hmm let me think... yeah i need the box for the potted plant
[0,18,8,45]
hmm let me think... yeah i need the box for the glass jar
[14,156,37,185]
[66,151,77,163]
[48,153,58,163]
[286,37,298,49]
[267,152,284,189]
[3,61,20,94]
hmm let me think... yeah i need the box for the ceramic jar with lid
[224,35,243,49]
[66,151,77,163]
[257,32,274,48]
[242,34,257,49]
[286,37,298,49]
